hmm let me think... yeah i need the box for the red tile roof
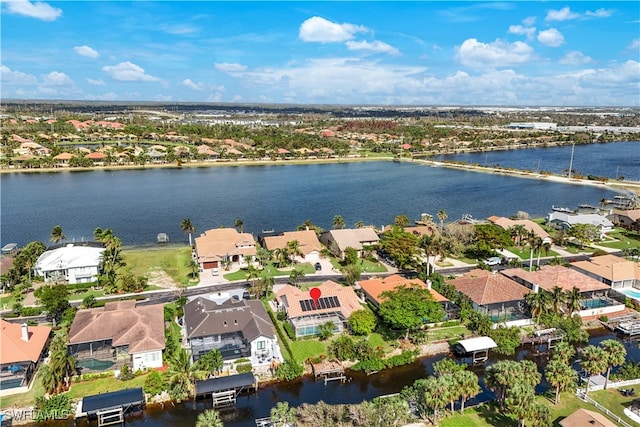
[448,269,530,305]
[0,320,51,364]
[501,265,609,293]
[276,280,362,319]
[358,274,448,305]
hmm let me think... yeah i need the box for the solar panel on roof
[299,296,340,312]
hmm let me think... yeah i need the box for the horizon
[1,1,639,107]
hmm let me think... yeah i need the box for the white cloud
[455,38,535,69]
[161,24,199,35]
[102,61,161,82]
[345,40,400,55]
[537,28,565,47]
[508,25,536,41]
[628,39,640,51]
[3,0,62,21]
[586,8,613,18]
[522,16,536,27]
[299,16,368,43]
[214,63,247,73]
[558,51,593,65]
[41,71,73,86]
[545,7,580,22]
[182,78,204,91]
[0,65,38,85]
[74,45,99,58]
[87,78,105,86]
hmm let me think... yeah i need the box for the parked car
[211,268,219,276]
[314,262,322,271]
[482,257,502,266]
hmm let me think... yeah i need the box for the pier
[310,359,347,384]
[521,328,565,354]
[195,372,257,408]
[75,387,145,427]
[603,313,640,336]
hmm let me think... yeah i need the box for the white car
[211,268,219,276]
[483,257,502,266]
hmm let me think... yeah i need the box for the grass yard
[223,263,291,281]
[121,246,193,286]
[67,373,150,400]
[426,325,472,342]
[289,339,329,363]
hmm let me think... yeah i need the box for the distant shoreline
[2,153,639,196]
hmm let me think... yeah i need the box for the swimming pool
[619,288,640,301]
[581,298,615,309]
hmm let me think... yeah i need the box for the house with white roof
[34,243,104,284]
[546,210,613,237]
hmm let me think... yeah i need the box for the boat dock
[310,359,347,384]
[521,328,565,354]
[195,372,257,408]
[603,313,640,336]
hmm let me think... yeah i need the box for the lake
[0,157,628,247]
[432,141,640,181]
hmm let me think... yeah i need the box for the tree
[504,382,536,427]
[270,401,296,427]
[34,284,70,326]
[525,291,550,324]
[188,258,200,279]
[529,404,552,427]
[288,268,305,286]
[332,214,345,230]
[180,218,196,247]
[168,347,208,400]
[485,360,540,409]
[548,285,566,315]
[580,345,608,395]
[196,409,223,427]
[317,321,335,340]
[394,214,410,227]
[342,264,361,286]
[420,235,447,276]
[600,339,627,389]
[348,309,377,335]
[569,223,600,249]
[286,240,303,263]
[193,349,223,375]
[437,210,448,231]
[234,218,244,233]
[536,241,551,266]
[422,376,449,426]
[379,226,420,270]
[545,358,578,404]
[527,232,542,272]
[50,225,66,244]
[43,332,76,394]
[565,287,582,316]
[378,285,445,339]
[455,369,480,413]
[552,341,576,364]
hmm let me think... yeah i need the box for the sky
[1,1,639,107]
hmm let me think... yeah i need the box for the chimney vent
[21,323,29,342]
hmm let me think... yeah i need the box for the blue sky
[1,1,639,106]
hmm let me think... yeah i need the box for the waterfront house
[34,242,104,284]
[607,209,640,230]
[357,274,457,318]
[546,210,614,237]
[0,320,51,393]
[571,254,640,290]
[53,152,76,166]
[183,296,280,367]
[195,228,256,272]
[319,228,379,260]
[487,216,552,244]
[275,280,362,338]
[447,269,531,326]
[68,300,165,372]
[501,265,625,318]
[260,230,323,263]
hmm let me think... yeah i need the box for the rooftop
[358,274,448,306]
[502,265,610,293]
[0,320,51,364]
[448,269,530,305]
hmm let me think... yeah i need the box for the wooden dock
[521,328,565,354]
[310,360,347,384]
[604,313,640,335]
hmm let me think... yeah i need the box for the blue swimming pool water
[619,288,640,300]
[581,299,614,309]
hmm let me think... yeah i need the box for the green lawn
[289,339,329,363]
[67,373,150,400]
[121,246,193,286]
[425,325,472,342]
[223,263,291,281]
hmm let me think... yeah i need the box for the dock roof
[80,387,144,415]
[195,372,255,395]
[456,336,497,353]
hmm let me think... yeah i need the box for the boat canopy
[456,336,498,353]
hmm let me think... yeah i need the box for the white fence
[578,378,640,393]
[576,392,634,427]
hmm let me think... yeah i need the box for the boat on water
[415,213,434,225]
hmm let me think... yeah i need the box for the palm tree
[180,218,196,247]
[545,358,578,404]
[50,225,66,244]
[234,218,244,233]
[525,291,550,324]
[437,210,448,231]
[581,345,608,396]
[420,235,447,276]
[549,285,566,315]
[455,370,480,413]
[187,259,199,279]
[600,339,627,390]
[332,214,345,230]
[552,341,576,364]
[255,246,272,267]
[527,233,542,271]
[354,220,365,229]
[270,401,296,427]
[286,240,303,263]
[422,376,449,426]
[510,224,527,248]
[565,287,582,316]
[196,409,223,427]
[168,347,208,400]
[536,241,551,266]
[505,383,536,427]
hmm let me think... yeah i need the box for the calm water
[36,331,640,427]
[433,141,640,181]
[0,160,627,247]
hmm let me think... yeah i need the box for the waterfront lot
[121,246,193,287]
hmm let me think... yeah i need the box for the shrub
[275,359,303,381]
[283,322,296,340]
[34,393,72,421]
[348,309,377,336]
[73,371,114,382]
[599,315,609,322]
[236,363,252,374]
[82,295,97,308]
[276,310,287,321]
[19,306,42,317]
[143,370,167,396]
[119,364,134,381]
